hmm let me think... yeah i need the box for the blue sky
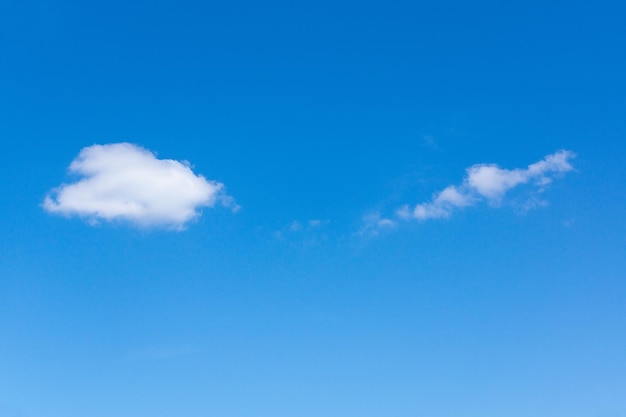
[1,0,625,416]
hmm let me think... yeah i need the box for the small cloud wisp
[399,150,575,221]
[44,143,235,229]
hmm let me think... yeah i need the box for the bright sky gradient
[1,1,626,416]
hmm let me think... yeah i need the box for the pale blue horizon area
[1,1,625,416]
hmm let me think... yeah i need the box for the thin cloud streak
[401,150,575,221]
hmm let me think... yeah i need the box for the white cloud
[409,185,475,220]
[399,150,575,222]
[466,150,574,201]
[358,211,397,237]
[466,165,527,200]
[274,218,331,242]
[43,143,234,229]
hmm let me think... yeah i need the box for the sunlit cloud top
[44,143,235,229]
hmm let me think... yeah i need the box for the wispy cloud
[421,134,443,152]
[43,143,235,229]
[358,211,397,237]
[272,218,330,244]
[368,150,575,230]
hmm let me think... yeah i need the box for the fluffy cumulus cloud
[43,143,235,229]
[398,150,575,221]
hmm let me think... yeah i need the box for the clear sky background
[1,0,625,416]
